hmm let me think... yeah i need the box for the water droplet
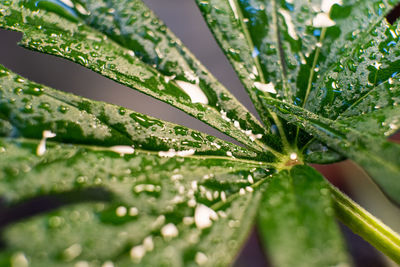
[75,3,90,15]
[129,207,139,216]
[279,9,298,40]
[194,204,218,229]
[158,149,195,157]
[239,188,246,195]
[228,0,239,19]
[254,82,277,94]
[74,261,89,267]
[175,80,208,105]
[37,130,56,156]
[11,252,28,267]
[58,105,69,113]
[313,13,335,27]
[24,86,44,96]
[101,261,115,267]
[143,236,154,251]
[321,0,342,13]
[130,245,145,263]
[33,0,79,22]
[195,252,208,265]
[198,0,211,13]
[161,223,179,239]
[221,191,227,202]
[23,103,33,113]
[63,243,82,261]
[76,55,88,65]
[247,175,254,184]
[115,206,127,217]
[133,184,161,194]
[246,186,254,193]
[109,145,135,156]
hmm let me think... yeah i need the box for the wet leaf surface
[258,165,351,267]
[0,137,272,266]
[0,0,280,153]
[263,96,400,204]
[0,0,400,265]
[0,64,261,160]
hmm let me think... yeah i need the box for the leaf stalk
[330,184,400,264]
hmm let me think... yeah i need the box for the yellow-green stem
[330,184,400,264]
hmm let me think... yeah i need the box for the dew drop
[254,82,277,94]
[74,261,89,267]
[321,0,342,13]
[63,243,82,261]
[58,105,69,113]
[115,206,127,217]
[101,261,115,267]
[129,207,139,216]
[279,9,298,40]
[161,223,179,239]
[313,13,335,27]
[11,252,28,267]
[195,252,208,265]
[221,191,227,202]
[130,245,145,263]
[245,186,254,193]
[194,204,218,229]
[175,80,208,105]
[36,130,56,156]
[239,188,246,195]
[109,145,134,155]
[34,0,79,22]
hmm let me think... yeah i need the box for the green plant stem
[329,183,400,264]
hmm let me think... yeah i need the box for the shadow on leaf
[0,187,113,249]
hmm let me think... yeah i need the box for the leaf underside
[0,0,399,266]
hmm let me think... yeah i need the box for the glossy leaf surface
[1,0,400,266]
[263,96,400,204]
[0,64,258,160]
[258,165,350,267]
[0,137,271,266]
[0,0,280,153]
[195,0,400,159]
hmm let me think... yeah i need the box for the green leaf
[0,65,276,266]
[194,0,275,124]
[194,0,400,162]
[0,64,260,160]
[262,96,400,204]
[307,2,400,121]
[0,137,272,266]
[258,165,350,267]
[1,0,400,265]
[0,0,282,154]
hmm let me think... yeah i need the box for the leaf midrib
[8,137,277,168]
[312,14,391,118]
[226,0,292,152]
[16,14,271,153]
[270,97,400,173]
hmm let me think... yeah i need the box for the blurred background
[0,0,400,266]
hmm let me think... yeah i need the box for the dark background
[0,0,400,266]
